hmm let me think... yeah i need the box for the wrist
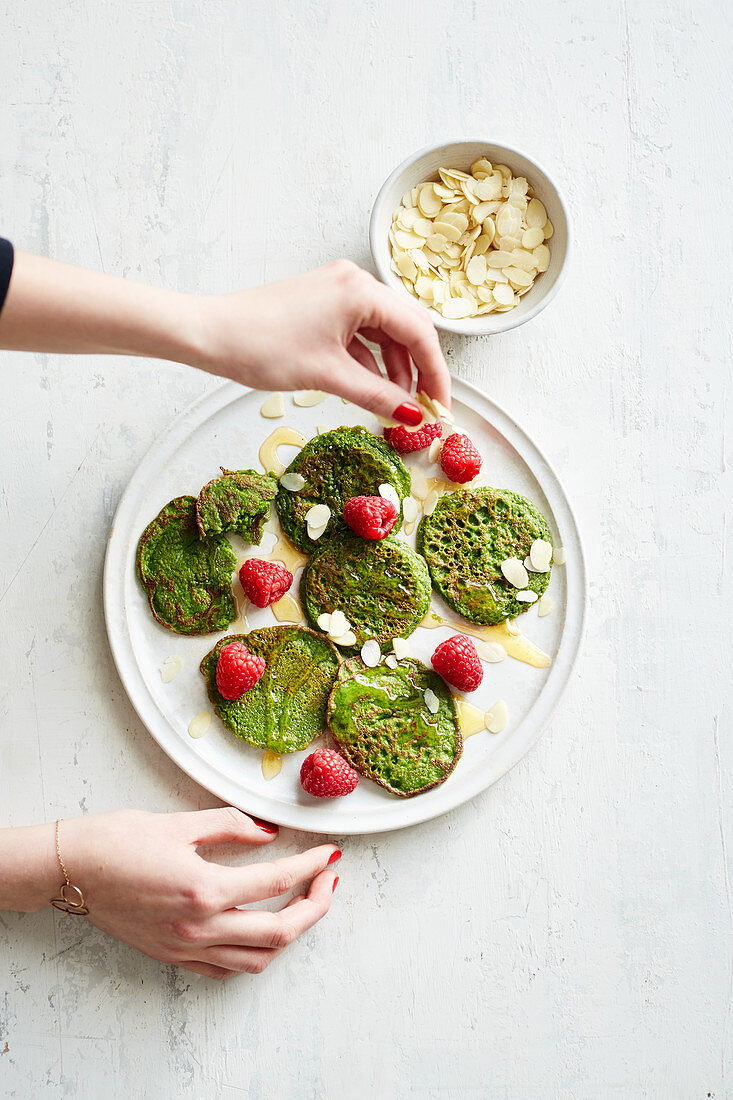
[0,822,61,912]
[183,291,257,381]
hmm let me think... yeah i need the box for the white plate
[104,380,586,835]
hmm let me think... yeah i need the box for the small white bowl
[369,139,571,337]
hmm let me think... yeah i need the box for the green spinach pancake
[136,496,237,635]
[328,657,462,797]
[301,534,431,652]
[417,486,552,625]
[196,468,277,543]
[200,626,340,754]
[275,426,410,553]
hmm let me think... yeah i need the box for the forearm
[0,251,206,367]
[0,822,60,912]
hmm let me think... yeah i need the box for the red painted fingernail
[327,849,342,865]
[250,816,278,833]
[332,876,339,892]
[393,402,422,426]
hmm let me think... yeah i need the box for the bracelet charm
[50,819,89,916]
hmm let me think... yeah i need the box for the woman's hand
[0,252,451,424]
[192,260,452,423]
[0,808,340,980]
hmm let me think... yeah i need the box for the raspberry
[431,634,484,693]
[238,558,293,608]
[384,421,442,455]
[300,748,359,798]
[215,641,266,700]
[343,495,398,540]
[440,432,482,484]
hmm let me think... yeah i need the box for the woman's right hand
[48,808,340,979]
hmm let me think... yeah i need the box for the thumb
[185,806,279,847]
[327,351,424,425]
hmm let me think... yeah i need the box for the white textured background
[0,1,730,1096]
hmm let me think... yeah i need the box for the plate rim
[103,379,587,835]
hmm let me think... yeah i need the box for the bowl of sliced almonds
[369,140,570,336]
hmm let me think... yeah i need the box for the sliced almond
[317,612,333,632]
[402,496,420,523]
[160,655,183,683]
[474,640,507,663]
[501,556,529,588]
[552,546,567,565]
[423,488,440,515]
[515,590,539,603]
[332,630,357,648]
[392,637,411,660]
[361,639,381,667]
[529,538,553,572]
[328,609,350,636]
[537,594,555,618]
[486,700,508,734]
[293,390,325,408]
[305,503,331,527]
[280,472,306,492]
[378,483,400,511]
[260,393,284,418]
[424,688,440,715]
[385,654,399,669]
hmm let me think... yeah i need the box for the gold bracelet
[50,819,89,916]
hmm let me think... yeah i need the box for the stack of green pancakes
[327,657,462,797]
[138,422,555,799]
[417,486,553,625]
[200,627,340,754]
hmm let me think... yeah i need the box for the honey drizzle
[419,611,550,669]
[454,697,487,738]
[258,426,307,477]
[271,592,304,623]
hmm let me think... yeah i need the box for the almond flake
[317,612,333,631]
[361,639,381,667]
[392,637,411,660]
[529,538,553,572]
[293,390,325,407]
[379,483,400,510]
[516,590,539,603]
[486,700,508,734]
[552,546,567,565]
[305,504,331,527]
[280,473,306,492]
[411,469,429,500]
[332,630,357,648]
[403,496,420,523]
[423,489,440,516]
[428,439,442,463]
[423,688,440,714]
[328,610,350,636]
[524,556,544,573]
[501,557,529,588]
[474,640,507,663]
[188,711,211,739]
[307,523,328,541]
[260,393,284,418]
[159,655,183,683]
[385,655,399,669]
[537,594,555,618]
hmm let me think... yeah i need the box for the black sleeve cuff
[0,238,15,318]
